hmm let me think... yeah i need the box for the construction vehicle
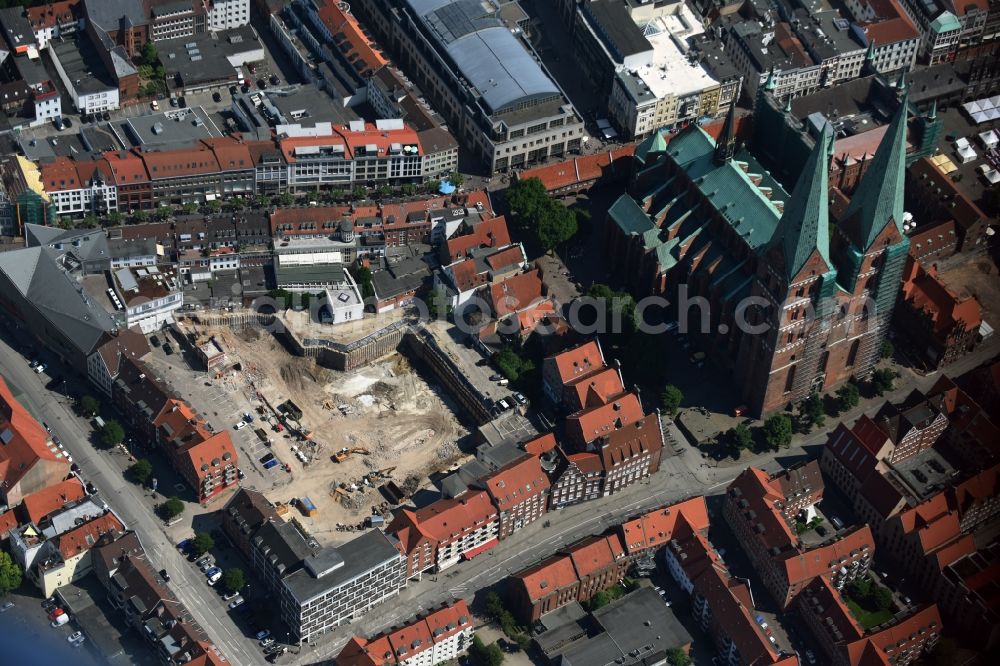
[329,486,350,503]
[332,446,372,463]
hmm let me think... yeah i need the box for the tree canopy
[506,177,578,252]
[798,392,826,431]
[191,532,214,557]
[836,382,860,412]
[160,497,185,520]
[79,395,101,417]
[100,420,125,449]
[222,568,245,595]
[762,413,793,450]
[660,385,683,417]
[872,368,897,396]
[0,551,22,596]
[128,459,154,485]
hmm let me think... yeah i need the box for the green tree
[190,532,215,557]
[132,209,148,223]
[107,211,123,226]
[376,185,392,199]
[400,183,417,196]
[666,648,692,666]
[256,194,272,208]
[880,339,894,359]
[850,576,872,599]
[330,187,348,201]
[799,392,826,431]
[495,349,534,383]
[128,459,154,485]
[471,636,504,666]
[536,200,578,252]
[588,590,612,610]
[836,382,860,412]
[762,413,793,450]
[352,185,368,200]
[222,568,245,595]
[350,265,375,299]
[505,177,548,221]
[182,202,198,214]
[872,368,897,396]
[137,64,154,80]
[206,199,222,213]
[587,284,637,336]
[726,422,753,454]
[425,287,450,320]
[660,384,683,417]
[100,419,126,449]
[0,551,23,596]
[448,171,464,187]
[154,207,172,221]
[424,179,441,194]
[141,41,158,66]
[79,394,101,417]
[276,192,294,207]
[80,214,99,229]
[872,585,893,610]
[160,497,185,520]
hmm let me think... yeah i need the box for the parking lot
[141,329,292,491]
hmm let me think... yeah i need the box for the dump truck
[297,496,317,517]
[254,428,270,444]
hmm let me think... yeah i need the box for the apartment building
[0,376,72,506]
[8,495,124,597]
[250,519,406,643]
[388,490,499,575]
[724,466,874,608]
[847,0,921,74]
[25,1,81,48]
[480,455,550,539]
[336,599,474,666]
[508,533,628,623]
[548,448,604,509]
[937,543,1000,651]
[354,0,586,172]
[542,340,610,408]
[208,0,249,30]
[726,18,822,99]
[797,576,943,665]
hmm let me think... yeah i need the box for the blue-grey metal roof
[448,28,559,113]
[406,0,559,113]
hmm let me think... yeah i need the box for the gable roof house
[0,375,70,506]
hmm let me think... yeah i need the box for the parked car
[269,74,279,85]
[207,570,223,586]
[198,557,214,572]
[159,569,170,583]
[67,632,84,643]
[102,111,111,121]
[228,597,245,610]
[0,601,13,612]
[512,392,527,405]
[170,97,179,108]
[260,637,275,648]
[256,630,271,641]
[51,614,70,628]
[243,412,254,422]
[223,590,240,601]
[212,91,222,102]
[34,363,47,374]
[177,538,191,551]
[163,343,174,355]
[150,335,160,347]
[234,421,247,430]
[48,607,65,621]
[151,100,159,110]
[475,359,489,367]
[488,374,501,381]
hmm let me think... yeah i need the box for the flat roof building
[354,0,585,172]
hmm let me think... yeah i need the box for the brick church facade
[605,77,914,416]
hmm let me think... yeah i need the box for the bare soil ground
[198,325,470,545]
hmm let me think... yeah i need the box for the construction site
[175,318,471,545]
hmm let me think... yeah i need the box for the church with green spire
[604,83,912,416]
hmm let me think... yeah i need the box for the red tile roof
[0,509,17,537]
[449,258,488,293]
[548,341,605,386]
[901,258,982,333]
[102,150,150,185]
[565,366,625,411]
[845,605,943,666]
[566,534,622,579]
[57,512,124,560]
[800,575,864,643]
[781,526,875,586]
[21,478,86,524]
[442,216,512,262]
[26,1,79,30]
[597,412,663,468]
[140,147,221,179]
[522,433,557,456]
[518,145,637,192]
[409,490,497,542]
[485,245,525,272]
[514,554,579,603]
[315,0,388,75]
[566,392,643,445]
[692,565,783,665]
[910,157,989,232]
[619,496,710,554]
[482,455,550,512]
[0,376,67,496]
[489,269,544,317]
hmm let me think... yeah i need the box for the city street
[0,326,260,666]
